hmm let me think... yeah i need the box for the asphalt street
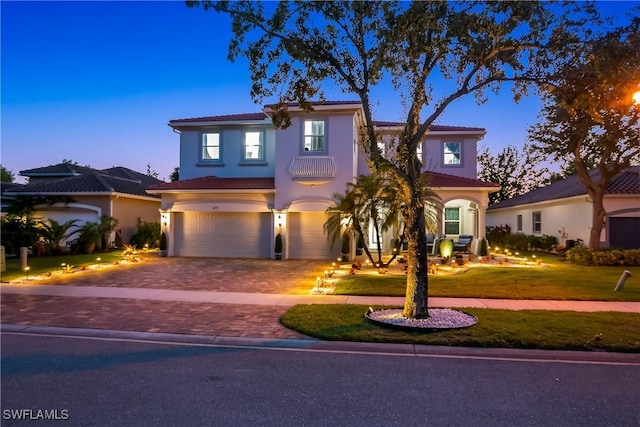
[2,333,639,427]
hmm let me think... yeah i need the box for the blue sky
[1,1,637,183]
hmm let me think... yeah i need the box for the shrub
[566,247,592,265]
[0,215,41,255]
[476,237,488,256]
[134,221,160,248]
[159,232,167,251]
[566,248,640,266]
[541,234,558,252]
[507,233,528,251]
[77,222,100,254]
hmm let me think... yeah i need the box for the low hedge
[566,247,640,266]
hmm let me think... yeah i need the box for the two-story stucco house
[147,101,499,259]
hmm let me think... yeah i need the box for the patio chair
[453,235,473,252]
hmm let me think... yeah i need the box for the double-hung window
[304,120,325,152]
[243,131,264,161]
[202,132,221,161]
[444,207,460,235]
[516,215,523,232]
[532,212,542,234]
[443,142,461,165]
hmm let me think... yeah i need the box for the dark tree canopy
[477,144,550,206]
[529,18,640,249]
[190,0,600,318]
[1,165,14,183]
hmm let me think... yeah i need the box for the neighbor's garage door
[609,217,640,249]
[174,212,270,258]
[33,210,99,246]
[288,212,335,260]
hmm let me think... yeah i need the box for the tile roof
[19,163,96,177]
[423,171,500,189]
[9,164,163,198]
[168,102,484,133]
[374,121,486,133]
[147,176,275,191]
[263,100,362,109]
[489,166,640,210]
[169,112,269,124]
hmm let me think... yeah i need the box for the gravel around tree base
[366,308,478,331]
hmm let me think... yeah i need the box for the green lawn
[335,254,640,301]
[1,250,134,282]
[281,304,640,352]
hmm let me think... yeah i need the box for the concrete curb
[3,323,639,365]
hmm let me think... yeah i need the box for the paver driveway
[1,257,338,339]
[37,257,334,294]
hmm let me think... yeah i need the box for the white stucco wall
[274,112,358,211]
[486,196,593,246]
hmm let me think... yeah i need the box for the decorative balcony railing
[287,156,338,185]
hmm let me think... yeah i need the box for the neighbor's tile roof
[424,171,500,189]
[147,176,275,191]
[10,164,163,198]
[489,166,640,210]
[19,163,96,177]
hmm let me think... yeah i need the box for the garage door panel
[610,217,640,249]
[175,212,270,258]
[288,212,335,260]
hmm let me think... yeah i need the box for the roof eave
[146,188,276,195]
[168,118,272,129]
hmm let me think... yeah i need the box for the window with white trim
[444,207,460,235]
[243,131,264,161]
[443,142,461,165]
[304,120,325,152]
[532,211,542,234]
[202,133,221,161]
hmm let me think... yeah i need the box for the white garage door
[288,212,336,260]
[174,212,270,258]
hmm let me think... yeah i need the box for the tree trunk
[588,187,606,250]
[402,197,429,319]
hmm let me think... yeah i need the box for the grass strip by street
[334,255,640,302]
[1,250,134,282]
[281,304,640,353]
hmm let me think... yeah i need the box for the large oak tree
[529,18,640,250]
[189,1,592,318]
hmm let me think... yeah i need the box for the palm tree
[325,174,401,267]
[39,218,81,255]
[350,174,401,266]
[97,215,119,251]
[325,172,442,267]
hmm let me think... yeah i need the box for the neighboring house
[6,163,163,246]
[147,101,499,259]
[486,166,640,249]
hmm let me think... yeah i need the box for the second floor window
[304,120,325,152]
[443,142,461,165]
[244,131,264,161]
[202,133,220,160]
